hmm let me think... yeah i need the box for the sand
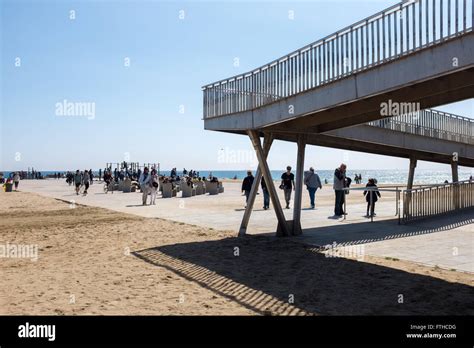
[1,190,472,315]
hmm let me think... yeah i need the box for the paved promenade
[16,179,473,273]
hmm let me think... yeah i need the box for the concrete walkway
[15,179,474,273]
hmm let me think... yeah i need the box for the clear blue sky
[1,0,473,172]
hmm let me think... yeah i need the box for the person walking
[364,178,381,217]
[281,166,295,209]
[74,170,82,195]
[241,170,254,207]
[139,167,151,205]
[333,163,347,217]
[149,169,159,205]
[13,172,20,191]
[304,167,322,209]
[82,170,90,195]
[261,177,270,210]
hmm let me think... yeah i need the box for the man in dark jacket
[241,170,254,207]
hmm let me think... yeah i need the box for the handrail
[402,179,474,222]
[367,109,474,144]
[203,0,474,119]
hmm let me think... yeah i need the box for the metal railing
[367,109,474,144]
[202,0,473,119]
[402,179,474,222]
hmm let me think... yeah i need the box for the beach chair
[122,178,132,193]
[181,182,196,198]
[206,181,219,195]
[162,182,177,198]
[159,178,164,192]
[195,181,205,195]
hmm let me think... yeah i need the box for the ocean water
[3,169,473,185]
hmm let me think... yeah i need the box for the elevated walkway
[202,0,474,236]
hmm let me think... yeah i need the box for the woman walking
[149,169,159,205]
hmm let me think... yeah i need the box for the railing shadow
[133,235,473,315]
[300,207,474,247]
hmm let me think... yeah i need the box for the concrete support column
[248,130,290,237]
[451,160,460,210]
[292,135,306,236]
[404,157,417,216]
[238,133,273,236]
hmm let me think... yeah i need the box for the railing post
[451,159,460,209]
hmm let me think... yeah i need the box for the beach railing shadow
[303,207,474,247]
[133,236,474,315]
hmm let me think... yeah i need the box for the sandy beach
[1,188,473,316]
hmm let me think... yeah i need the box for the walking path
[16,179,473,273]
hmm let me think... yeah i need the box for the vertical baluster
[317,45,321,86]
[388,12,392,58]
[455,0,459,32]
[462,0,466,31]
[412,2,415,49]
[395,9,399,55]
[448,0,452,37]
[351,27,355,68]
[291,56,295,95]
[370,21,374,65]
[345,32,349,73]
[399,5,403,54]
[441,0,444,39]
[382,15,386,60]
[426,0,430,43]
[322,41,326,82]
[355,28,359,69]
[328,39,334,81]
[310,47,314,88]
[365,23,369,67]
[336,35,340,77]
[406,5,409,51]
[433,0,436,41]
[419,0,423,46]
[288,58,292,96]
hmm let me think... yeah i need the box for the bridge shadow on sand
[133,232,474,315]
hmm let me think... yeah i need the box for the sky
[1,0,473,172]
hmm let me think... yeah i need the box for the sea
[2,169,473,185]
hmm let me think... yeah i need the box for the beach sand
[1,190,473,315]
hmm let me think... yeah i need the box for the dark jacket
[261,177,267,191]
[242,175,254,191]
[364,183,381,203]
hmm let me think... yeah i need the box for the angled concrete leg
[248,130,290,237]
[238,133,273,236]
[451,160,460,210]
[292,135,306,236]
